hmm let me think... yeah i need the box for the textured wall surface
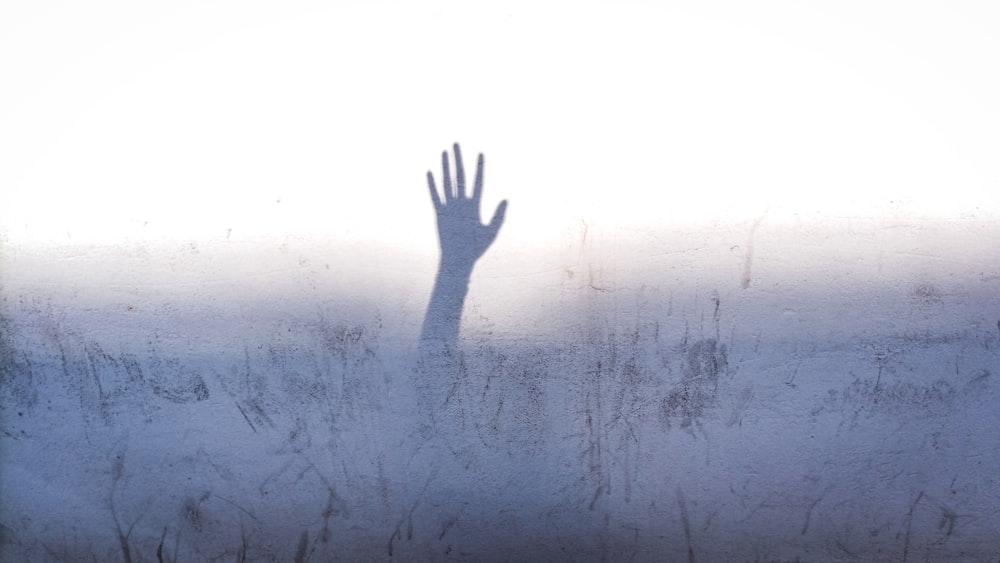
[2,3,999,561]
[3,216,999,561]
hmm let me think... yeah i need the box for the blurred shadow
[417,142,508,435]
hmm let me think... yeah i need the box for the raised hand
[427,143,508,271]
[418,143,508,435]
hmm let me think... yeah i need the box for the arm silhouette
[419,143,508,354]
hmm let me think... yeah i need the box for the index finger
[472,153,484,202]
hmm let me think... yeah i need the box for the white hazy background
[2,1,999,343]
[2,1,998,246]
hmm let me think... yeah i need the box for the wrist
[436,257,475,280]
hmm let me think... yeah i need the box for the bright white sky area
[1,1,998,254]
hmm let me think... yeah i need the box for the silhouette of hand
[427,143,508,271]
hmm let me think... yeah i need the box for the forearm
[415,261,472,437]
[419,260,474,353]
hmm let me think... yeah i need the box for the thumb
[486,200,508,236]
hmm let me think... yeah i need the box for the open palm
[427,143,508,270]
